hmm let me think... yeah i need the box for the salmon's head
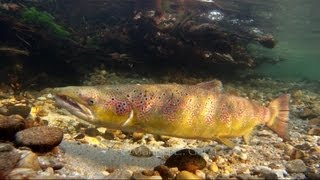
[53,86,134,128]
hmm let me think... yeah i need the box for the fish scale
[54,80,290,148]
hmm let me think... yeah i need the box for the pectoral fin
[195,79,223,92]
[217,138,235,148]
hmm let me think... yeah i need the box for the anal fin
[243,132,252,145]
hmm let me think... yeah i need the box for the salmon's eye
[87,98,96,106]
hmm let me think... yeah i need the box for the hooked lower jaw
[54,94,94,121]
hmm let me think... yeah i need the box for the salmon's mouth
[54,94,94,121]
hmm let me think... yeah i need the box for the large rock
[0,144,20,178]
[0,115,25,140]
[165,149,206,173]
[14,126,63,152]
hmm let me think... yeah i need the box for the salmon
[53,80,290,147]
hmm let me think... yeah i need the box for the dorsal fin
[195,79,223,92]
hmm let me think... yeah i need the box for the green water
[255,0,320,80]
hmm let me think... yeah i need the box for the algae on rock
[22,7,70,37]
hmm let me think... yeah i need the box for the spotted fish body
[54,81,289,147]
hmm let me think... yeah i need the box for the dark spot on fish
[127,95,130,97]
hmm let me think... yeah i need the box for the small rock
[6,105,31,118]
[236,174,257,180]
[209,162,219,173]
[15,126,63,152]
[0,149,20,177]
[309,117,320,126]
[253,166,277,179]
[300,108,317,119]
[165,149,206,173]
[308,127,320,136]
[85,128,101,137]
[295,143,312,151]
[285,159,307,173]
[18,151,41,171]
[73,133,85,139]
[0,115,25,140]
[132,132,144,141]
[106,169,132,179]
[154,165,175,179]
[132,171,162,179]
[195,170,206,179]
[306,172,320,179]
[176,171,200,180]
[130,145,153,157]
[7,168,37,179]
[0,143,14,152]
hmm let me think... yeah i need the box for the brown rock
[309,117,320,126]
[0,115,25,140]
[14,126,63,152]
[130,145,153,157]
[300,108,317,119]
[165,149,206,173]
[154,165,175,179]
[6,105,31,118]
[0,148,20,177]
[18,151,41,171]
[84,128,101,137]
[308,127,320,136]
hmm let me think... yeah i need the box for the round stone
[0,115,25,140]
[165,149,206,173]
[285,159,307,173]
[130,145,153,157]
[14,126,63,152]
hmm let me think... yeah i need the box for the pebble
[106,169,133,179]
[154,165,175,179]
[15,126,64,152]
[209,162,219,173]
[165,149,206,172]
[285,159,307,173]
[0,148,21,177]
[176,171,200,180]
[0,115,25,140]
[18,151,41,171]
[130,145,153,157]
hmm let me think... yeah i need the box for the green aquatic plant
[22,7,70,37]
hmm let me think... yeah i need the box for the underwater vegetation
[22,7,70,37]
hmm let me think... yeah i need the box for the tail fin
[267,94,290,141]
